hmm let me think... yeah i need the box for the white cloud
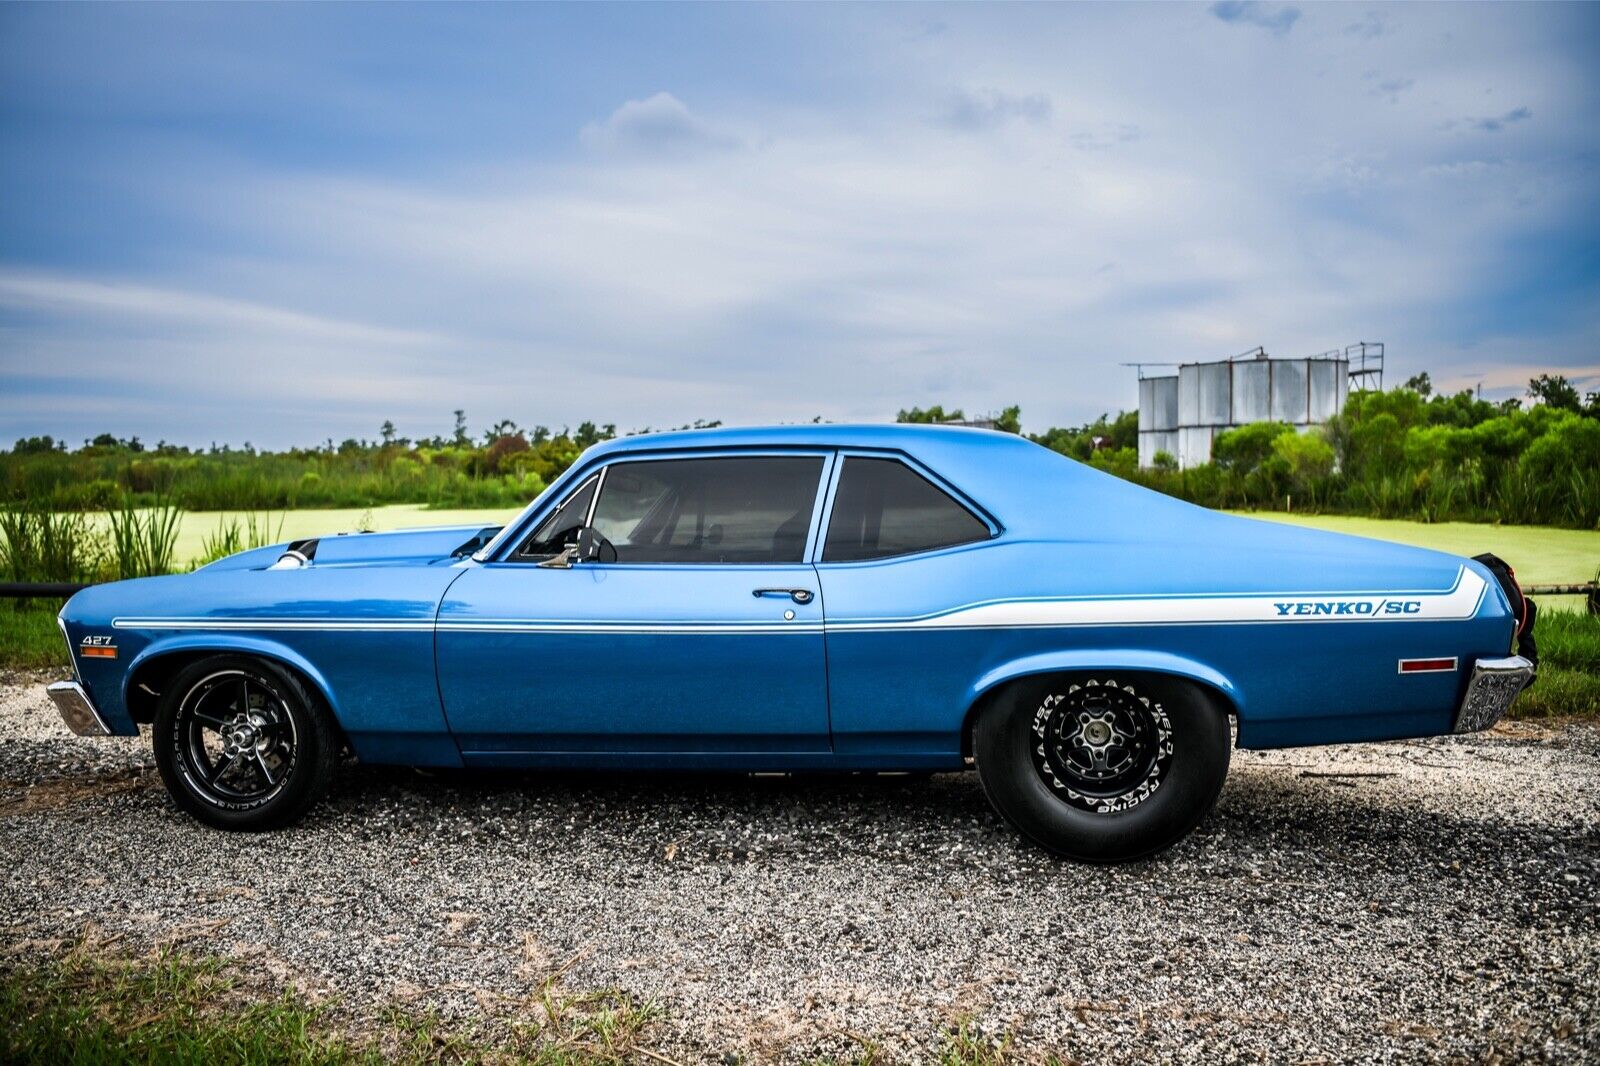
[0,271,438,348]
[2,4,1595,445]
[579,92,741,156]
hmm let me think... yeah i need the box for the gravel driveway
[2,670,1596,1062]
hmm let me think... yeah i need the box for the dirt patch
[0,767,158,816]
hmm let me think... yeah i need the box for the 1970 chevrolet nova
[48,425,1538,861]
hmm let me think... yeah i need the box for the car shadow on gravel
[281,760,1598,890]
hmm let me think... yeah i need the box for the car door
[436,451,834,765]
[812,453,1002,765]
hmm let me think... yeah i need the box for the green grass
[1,946,1026,1065]
[1513,666,1600,720]
[1538,609,1600,674]
[1,948,383,1065]
[1516,610,1600,719]
[0,945,663,1065]
[0,601,66,670]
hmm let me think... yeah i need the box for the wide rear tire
[973,673,1230,862]
[152,654,339,831]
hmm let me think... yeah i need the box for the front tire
[972,674,1230,862]
[152,655,338,831]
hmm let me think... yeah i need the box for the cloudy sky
[1,2,1596,447]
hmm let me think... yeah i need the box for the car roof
[492,422,1471,576]
[580,423,1130,539]
[587,421,1021,457]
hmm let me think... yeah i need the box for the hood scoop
[268,538,319,569]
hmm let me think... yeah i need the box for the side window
[515,475,598,558]
[589,456,824,564]
[823,457,990,562]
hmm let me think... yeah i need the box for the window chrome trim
[812,449,1002,566]
[482,445,884,565]
[505,473,601,563]
[512,449,834,568]
[802,451,839,564]
[584,465,607,526]
[588,448,832,563]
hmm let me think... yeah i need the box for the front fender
[124,633,344,722]
[968,648,1243,716]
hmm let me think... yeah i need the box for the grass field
[1230,511,1599,613]
[75,505,1600,598]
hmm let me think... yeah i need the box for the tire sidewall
[153,654,335,831]
[974,673,1231,862]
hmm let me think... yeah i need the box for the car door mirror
[536,527,616,568]
[575,526,618,564]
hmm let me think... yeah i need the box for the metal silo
[1231,359,1272,424]
[1270,359,1310,424]
[1135,346,1360,469]
[1137,375,1179,468]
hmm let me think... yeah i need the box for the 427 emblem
[78,634,117,659]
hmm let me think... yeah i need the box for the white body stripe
[111,567,1486,635]
[831,568,1487,631]
[112,619,434,632]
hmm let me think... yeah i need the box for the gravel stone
[1,670,1596,1062]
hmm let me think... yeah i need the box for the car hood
[201,524,500,572]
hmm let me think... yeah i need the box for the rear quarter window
[823,457,991,562]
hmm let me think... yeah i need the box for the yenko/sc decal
[1272,599,1424,617]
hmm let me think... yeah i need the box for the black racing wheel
[973,673,1230,862]
[152,654,339,831]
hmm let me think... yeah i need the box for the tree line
[1007,372,1599,528]
[3,375,1597,528]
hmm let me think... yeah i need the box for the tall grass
[0,508,104,583]
[196,511,285,568]
[105,500,183,579]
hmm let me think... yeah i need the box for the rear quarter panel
[817,535,1515,760]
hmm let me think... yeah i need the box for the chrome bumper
[46,680,112,737]
[1454,655,1535,734]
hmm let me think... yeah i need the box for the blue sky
[1,2,1597,447]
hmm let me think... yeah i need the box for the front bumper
[46,680,112,737]
[1454,655,1536,734]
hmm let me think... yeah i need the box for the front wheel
[152,655,339,831]
[972,674,1230,862]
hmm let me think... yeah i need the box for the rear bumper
[46,680,112,737]
[1454,655,1536,734]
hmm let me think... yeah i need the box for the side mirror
[575,526,618,564]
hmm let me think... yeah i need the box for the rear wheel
[152,655,338,831]
[972,674,1230,862]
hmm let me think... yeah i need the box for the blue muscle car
[47,425,1537,860]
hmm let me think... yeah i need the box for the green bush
[1027,376,1599,528]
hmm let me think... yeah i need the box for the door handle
[753,588,814,605]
